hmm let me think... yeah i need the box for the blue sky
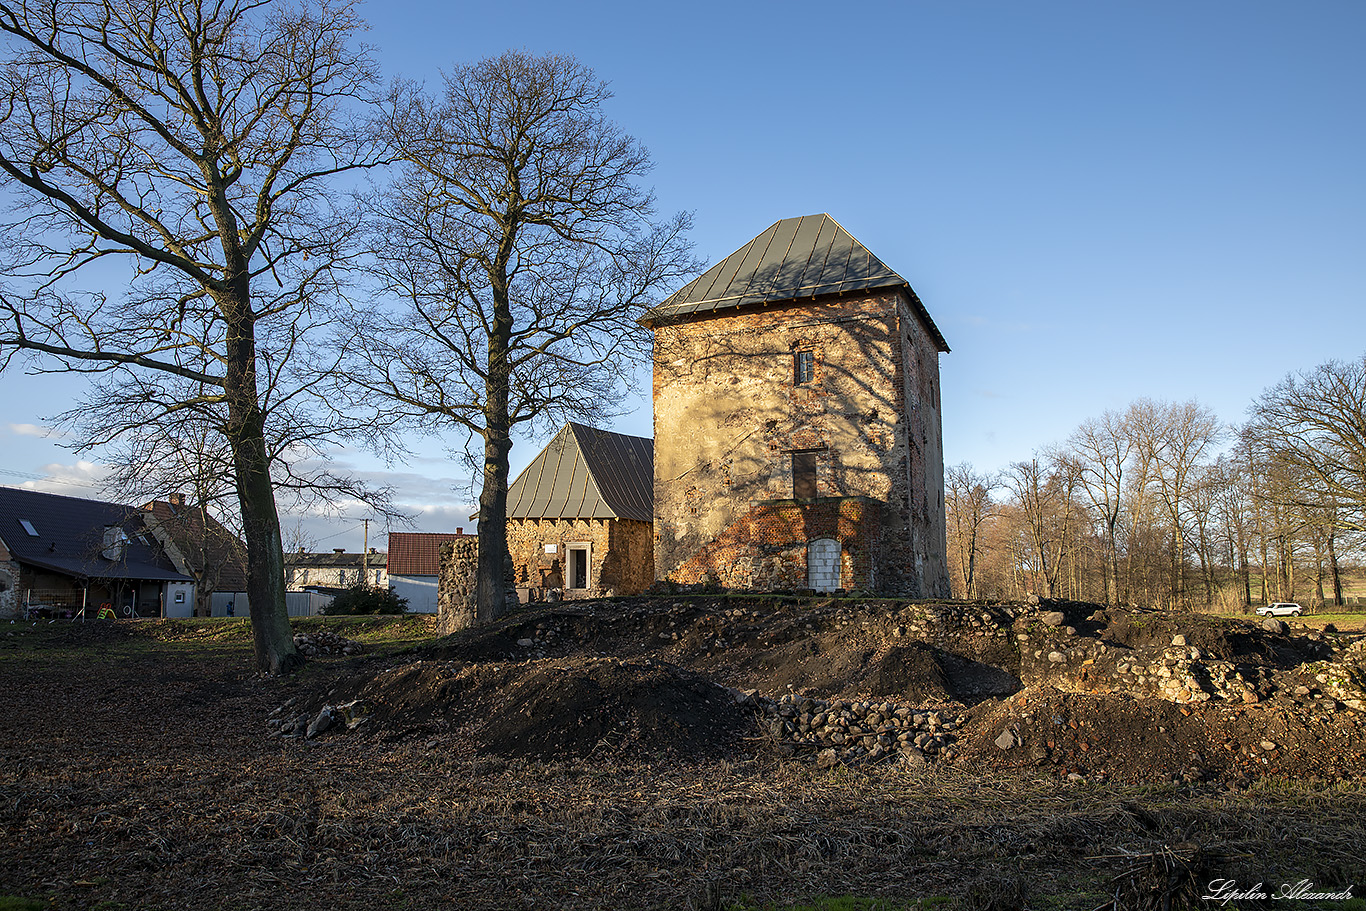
[2,1,1364,550]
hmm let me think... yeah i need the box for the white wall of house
[390,574,438,613]
[163,581,195,618]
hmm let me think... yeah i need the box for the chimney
[457,527,463,535]
[168,492,186,507]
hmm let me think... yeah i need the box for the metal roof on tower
[639,213,948,352]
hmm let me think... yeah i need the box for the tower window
[794,349,815,385]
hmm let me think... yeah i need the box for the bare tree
[1006,455,1081,598]
[0,0,380,673]
[1248,355,1366,534]
[345,51,697,621]
[1068,409,1132,604]
[1209,452,1255,610]
[944,462,998,599]
[1127,399,1221,607]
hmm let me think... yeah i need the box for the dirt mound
[272,594,1366,781]
[959,687,1366,784]
[478,658,752,760]
[282,655,756,761]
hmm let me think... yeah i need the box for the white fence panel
[210,591,333,617]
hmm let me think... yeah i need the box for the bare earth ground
[0,599,1364,911]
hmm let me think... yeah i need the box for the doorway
[807,538,840,592]
[567,545,590,590]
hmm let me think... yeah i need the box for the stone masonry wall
[0,557,18,619]
[507,517,653,598]
[652,288,949,596]
[436,537,479,634]
[894,295,951,597]
[667,497,882,592]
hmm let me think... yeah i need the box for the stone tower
[641,214,951,597]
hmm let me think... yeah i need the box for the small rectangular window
[19,519,38,536]
[794,349,815,385]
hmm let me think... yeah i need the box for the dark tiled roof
[386,532,471,576]
[284,550,385,569]
[0,485,191,583]
[142,499,248,591]
[640,213,949,352]
[506,423,653,522]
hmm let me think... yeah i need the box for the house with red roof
[387,531,471,613]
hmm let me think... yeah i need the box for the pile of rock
[267,695,369,739]
[754,691,964,768]
[293,630,364,658]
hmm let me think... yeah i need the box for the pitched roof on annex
[507,423,653,523]
[386,532,471,576]
[640,213,949,352]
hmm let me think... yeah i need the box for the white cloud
[7,422,62,438]
[16,460,109,497]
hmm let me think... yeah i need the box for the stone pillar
[437,538,479,635]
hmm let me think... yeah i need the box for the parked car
[1256,602,1303,617]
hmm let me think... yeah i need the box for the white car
[1256,602,1303,617]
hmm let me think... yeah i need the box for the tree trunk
[234,431,299,675]
[964,533,977,600]
[475,426,512,622]
[476,289,514,622]
[223,289,299,676]
[1329,532,1345,607]
[1106,518,1119,606]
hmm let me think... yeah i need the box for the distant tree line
[946,356,1366,612]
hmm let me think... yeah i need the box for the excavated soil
[319,655,753,761]
[281,595,1366,784]
[3,607,1364,911]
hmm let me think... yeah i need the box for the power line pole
[361,518,370,586]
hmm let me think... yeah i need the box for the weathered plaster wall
[667,497,882,592]
[285,558,387,592]
[507,517,653,598]
[653,289,949,596]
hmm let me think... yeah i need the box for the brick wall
[667,497,882,592]
[652,288,949,596]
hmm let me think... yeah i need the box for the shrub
[323,583,409,616]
